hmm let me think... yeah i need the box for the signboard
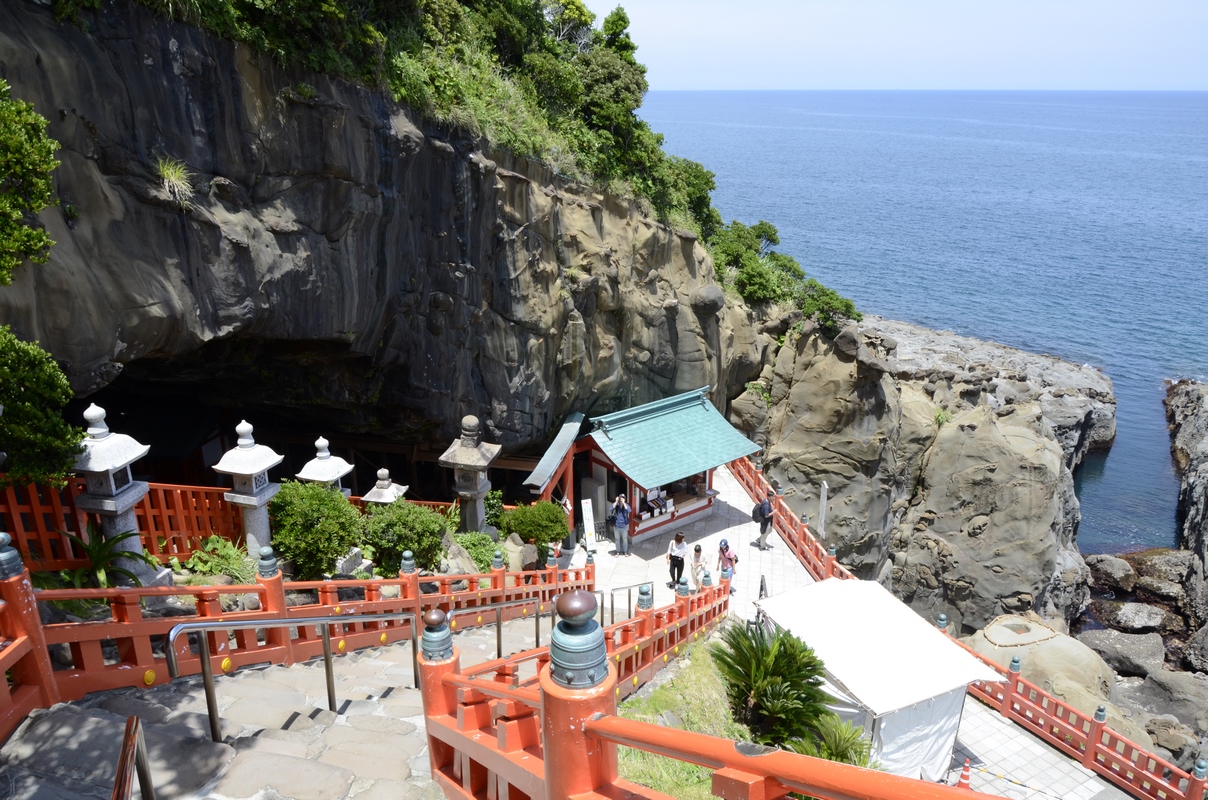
[580,498,597,552]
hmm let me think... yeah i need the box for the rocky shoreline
[730,314,1115,634]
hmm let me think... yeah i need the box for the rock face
[1165,380,1208,627]
[0,0,739,448]
[735,317,1114,631]
[1075,629,1166,677]
[964,614,1150,746]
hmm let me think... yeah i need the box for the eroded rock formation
[732,317,1115,632]
[1165,380,1208,630]
[0,0,740,447]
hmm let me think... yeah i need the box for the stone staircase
[0,616,557,799]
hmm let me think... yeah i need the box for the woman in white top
[666,532,687,589]
[690,543,706,591]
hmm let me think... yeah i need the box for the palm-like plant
[62,520,160,588]
[709,622,833,746]
[787,715,874,768]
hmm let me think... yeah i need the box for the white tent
[756,579,1003,781]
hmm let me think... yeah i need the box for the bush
[709,622,833,747]
[453,531,496,572]
[484,489,504,529]
[268,481,363,580]
[184,534,255,584]
[498,500,568,553]
[361,500,446,573]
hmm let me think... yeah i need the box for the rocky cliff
[730,316,1115,632]
[1165,380,1208,628]
[0,0,746,447]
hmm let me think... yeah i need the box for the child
[690,543,706,591]
[717,539,738,595]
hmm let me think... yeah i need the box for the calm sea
[640,91,1208,555]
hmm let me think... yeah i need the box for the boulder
[1090,600,1185,635]
[1185,624,1208,672]
[690,285,725,318]
[1085,554,1136,594]
[501,533,526,573]
[1117,670,1208,737]
[832,324,861,358]
[441,541,479,577]
[1075,629,1166,677]
[1142,715,1202,771]
[964,614,1151,746]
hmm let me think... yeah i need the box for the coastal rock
[1116,670,1208,737]
[1142,716,1202,772]
[1075,629,1166,677]
[1165,380,1208,628]
[1089,600,1184,635]
[0,0,729,448]
[1085,554,1137,594]
[963,614,1151,746]
[1185,624,1208,672]
[749,317,1114,631]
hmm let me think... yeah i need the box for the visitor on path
[690,543,705,591]
[666,532,687,588]
[612,495,631,556]
[756,488,775,550]
[717,539,738,595]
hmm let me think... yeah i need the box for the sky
[582,1,1208,90]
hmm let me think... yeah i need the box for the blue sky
[583,1,1208,90]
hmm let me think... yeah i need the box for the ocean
[640,91,1208,555]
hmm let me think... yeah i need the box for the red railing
[416,582,991,800]
[134,483,241,563]
[726,456,1207,800]
[0,555,593,743]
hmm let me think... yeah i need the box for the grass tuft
[155,155,193,210]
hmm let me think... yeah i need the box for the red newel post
[416,609,460,779]
[256,547,293,665]
[0,533,60,708]
[1082,705,1106,769]
[541,590,617,800]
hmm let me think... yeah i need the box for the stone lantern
[213,421,283,554]
[437,415,500,533]
[361,468,408,505]
[73,404,171,587]
[296,436,354,496]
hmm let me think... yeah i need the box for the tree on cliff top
[0,326,85,489]
[0,78,60,286]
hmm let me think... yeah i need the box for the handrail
[164,594,565,743]
[111,715,156,800]
[608,580,654,624]
[166,611,420,742]
[584,713,987,800]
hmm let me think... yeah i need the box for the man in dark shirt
[756,488,774,550]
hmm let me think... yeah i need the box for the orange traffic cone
[956,758,972,790]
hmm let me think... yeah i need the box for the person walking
[756,488,775,550]
[690,543,706,591]
[717,539,738,595]
[612,494,631,556]
[666,532,687,588]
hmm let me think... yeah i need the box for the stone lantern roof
[438,416,501,471]
[296,436,354,484]
[361,468,408,504]
[213,421,283,477]
[74,404,149,473]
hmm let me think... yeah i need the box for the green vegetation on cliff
[0,78,59,286]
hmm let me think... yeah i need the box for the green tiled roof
[587,388,759,489]
[522,412,585,492]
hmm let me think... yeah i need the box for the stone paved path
[0,614,558,800]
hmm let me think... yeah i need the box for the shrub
[709,622,833,747]
[154,155,193,210]
[60,521,161,589]
[484,489,504,529]
[498,500,568,553]
[453,531,496,572]
[184,534,255,584]
[0,78,59,286]
[786,715,874,767]
[361,500,446,573]
[0,326,85,488]
[268,481,363,580]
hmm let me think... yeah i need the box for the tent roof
[585,388,759,490]
[756,579,1003,717]
[522,413,585,493]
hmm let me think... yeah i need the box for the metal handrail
[164,594,574,743]
[111,715,156,800]
[608,581,654,624]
